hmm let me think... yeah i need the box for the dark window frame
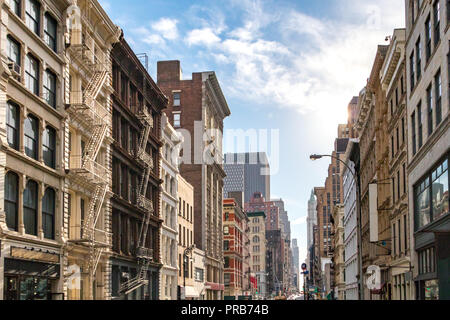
[24,114,39,160]
[23,179,38,236]
[25,53,39,95]
[43,125,56,168]
[6,101,20,150]
[42,187,55,239]
[25,0,40,35]
[44,12,57,52]
[5,171,19,231]
[43,69,56,108]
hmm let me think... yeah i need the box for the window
[44,13,57,52]
[23,180,38,236]
[43,70,56,108]
[435,70,442,125]
[393,222,397,255]
[25,54,39,95]
[7,36,21,66]
[426,16,432,61]
[24,114,39,160]
[410,53,415,89]
[224,226,229,235]
[391,136,395,159]
[25,0,40,35]
[431,157,449,221]
[42,187,55,239]
[418,102,423,149]
[5,171,19,231]
[412,111,417,155]
[195,268,204,282]
[427,84,433,135]
[434,1,441,46]
[43,126,56,168]
[224,240,229,251]
[396,127,400,153]
[6,101,20,150]
[416,38,422,81]
[224,273,230,285]
[10,0,21,16]
[224,257,230,269]
[253,235,260,243]
[403,163,407,195]
[402,118,406,144]
[414,156,448,230]
[80,198,85,223]
[173,113,180,127]
[173,92,180,107]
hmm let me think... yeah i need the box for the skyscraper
[224,152,270,203]
[307,191,317,249]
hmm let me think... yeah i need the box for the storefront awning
[4,258,60,279]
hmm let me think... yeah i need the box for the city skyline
[100,0,405,270]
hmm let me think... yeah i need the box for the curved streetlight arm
[309,153,365,301]
[310,154,357,182]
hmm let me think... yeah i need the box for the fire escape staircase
[119,107,155,296]
[66,31,112,287]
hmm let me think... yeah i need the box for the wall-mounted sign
[10,247,59,264]
[301,263,307,271]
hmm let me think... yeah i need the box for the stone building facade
[381,28,414,300]
[157,60,230,300]
[177,173,195,298]
[405,0,450,300]
[247,211,266,298]
[109,36,166,300]
[160,113,182,300]
[0,0,71,301]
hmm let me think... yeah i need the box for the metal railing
[69,155,109,184]
[137,247,154,260]
[69,91,111,126]
[137,194,153,212]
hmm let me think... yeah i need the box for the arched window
[24,114,39,160]
[5,171,19,231]
[42,187,55,239]
[43,126,56,168]
[253,236,260,243]
[23,180,38,235]
[6,101,20,150]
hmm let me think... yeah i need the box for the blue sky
[100,0,405,269]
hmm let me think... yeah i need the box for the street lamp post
[183,244,196,299]
[310,154,365,301]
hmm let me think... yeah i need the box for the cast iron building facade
[110,37,167,300]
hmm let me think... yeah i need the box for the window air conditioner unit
[8,61,21,80]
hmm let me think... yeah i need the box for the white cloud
[186,28,221,47]
[180,0,404,136]
[152,18,179,40]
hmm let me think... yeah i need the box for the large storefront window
[431,159,448,221]
[414,156,449,231]
[4,259,59,300]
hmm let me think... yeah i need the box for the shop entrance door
[4,275,50,300]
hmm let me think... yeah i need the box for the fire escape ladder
[85,70,108,105]
[82,124,108,166]
[118,106,155,296]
